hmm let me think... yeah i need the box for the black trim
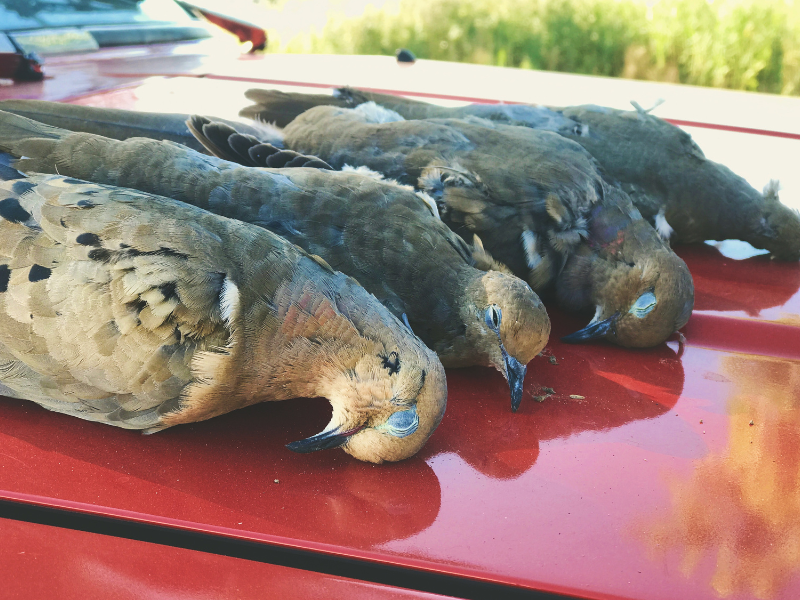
[0,498,576,600]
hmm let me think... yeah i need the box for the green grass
[268,0,800,95]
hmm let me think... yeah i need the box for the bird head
[283,281,448,463]
[461,271,550,411]
[561,235,694,348]
[754,180,800,261]
[556,187,694,348]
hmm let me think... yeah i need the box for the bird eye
[630,291,657,318]
[484,304,502,330]
[378,407,419,438]
[380,351,401,375]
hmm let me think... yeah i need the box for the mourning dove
[555,104,800,262]
[191,115,692,348]
[0,164,447,463]
[239,89,800,261]
[0,108,550,411]
[237,97,694,347]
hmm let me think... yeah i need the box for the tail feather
[0,100,269,154]
[186,115,332,170]
[240,89,350,127]
[0,109,69,157]
[0,110,112,179]
[239,87,446,125]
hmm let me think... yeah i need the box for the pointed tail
[240,87,452,125]
[240,89,356,127]
[0,109,74,174]
[0,99,271,154]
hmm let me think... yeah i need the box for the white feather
[342,164,386,180]
[418,168,444,193]
[655,207,673,240]
[220,277,240,326]
[415,190,440,220]
[353,102,405,124]
[247,118,286,147]
[521,229,541,269]
[341,164,419,198]
[763,179,781,200]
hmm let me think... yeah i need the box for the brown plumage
[190,115,691,348]
[237,97,694,348]
[239,89,800,261]
[556,104,800,261]
[0,108,550,410]
[0,166,447,463]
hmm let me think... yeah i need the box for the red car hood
[2,48,800,600]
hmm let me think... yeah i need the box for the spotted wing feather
[0,173,249,428]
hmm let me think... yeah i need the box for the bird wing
[241,89,355,127]
[0,173,240,428]
[187,115,332,170]
[557,105,800,261]
[240,87,455,126]
[281,106,604,289]
[0,110,516,364]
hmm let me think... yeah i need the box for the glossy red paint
[186,7,267,51]
[0,38,242,104]
[2,49,800,600]
[0,52,21,79]
[0,518,450,600]
[2,242,800,599]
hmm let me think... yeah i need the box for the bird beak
[561,313,620,343]
[505,354,527,412]
[286,424,365,453]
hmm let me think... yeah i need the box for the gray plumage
[241,89,800,261]
[192,114,694,348]
[238,96,694,348]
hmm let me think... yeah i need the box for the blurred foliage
[267,0,800,95]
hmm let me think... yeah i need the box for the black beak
[286,425,364,453]
[561,313,619,344]
[505,355,527,412]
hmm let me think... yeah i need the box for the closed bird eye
[378,406,419,438]
[630,291,657,318]
[484,304,502,330]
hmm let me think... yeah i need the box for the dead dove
[0,165,447,463]
[190,115,692,348]
[236,97,694,347]
[554,104,800,262]
[239,89,800,261]
[0,108,550,411]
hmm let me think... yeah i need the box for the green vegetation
[271,0,800,95]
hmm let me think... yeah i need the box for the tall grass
[268,0,800,95]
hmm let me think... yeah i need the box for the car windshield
[0,0,212,54]
[0,0,195,31]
